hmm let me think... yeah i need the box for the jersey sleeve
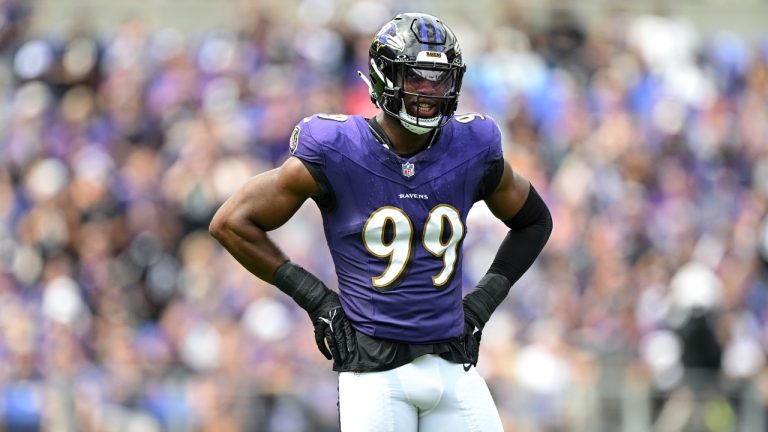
[289,116,325,165]
[473,115,505,202]
[288,115,343,212]
[485,115,504,161]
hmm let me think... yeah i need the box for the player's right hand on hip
[271,262,357,365]
[309,292,356,365]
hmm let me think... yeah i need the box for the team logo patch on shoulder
[401,162,415,177]
[289,125,301,154]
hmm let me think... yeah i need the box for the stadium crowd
[0,0,767,430]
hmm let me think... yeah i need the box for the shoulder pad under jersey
[289,113,356,165]
[452,113,503,161]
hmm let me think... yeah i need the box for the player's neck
[376,113,432,156]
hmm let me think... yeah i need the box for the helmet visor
[402,67,456,97]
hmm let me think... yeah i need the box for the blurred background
[0,0,767,430]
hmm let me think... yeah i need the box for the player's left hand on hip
[461,321,482,370]
[462,305,484,370]
[310,294,357,365]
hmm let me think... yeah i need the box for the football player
[210,12,552,432]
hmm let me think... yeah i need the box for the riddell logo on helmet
[425,52,441,58]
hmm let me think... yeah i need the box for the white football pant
[338,354,503,432]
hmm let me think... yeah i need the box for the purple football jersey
[290,113,502,343]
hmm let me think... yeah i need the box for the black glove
[309,291,356,365]
[273,261,357,365]
[462,306,483,370]
[461,273,511,370]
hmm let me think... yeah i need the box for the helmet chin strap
[399,105,441,135]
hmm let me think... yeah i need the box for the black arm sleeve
[488,184,553,282]
[463,184,553,328]
[273,261,334,315]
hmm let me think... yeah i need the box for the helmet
[366,13,466,134]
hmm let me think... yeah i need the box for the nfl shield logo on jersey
[401,162,415,177]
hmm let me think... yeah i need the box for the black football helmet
[362,13,465,134]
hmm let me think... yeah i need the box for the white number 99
[363,205,463,289]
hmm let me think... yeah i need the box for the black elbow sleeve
[503,185,553,232]
[488,185,552,284]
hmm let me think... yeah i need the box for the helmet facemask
[371,55,464,134]
[365,13,466,134]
